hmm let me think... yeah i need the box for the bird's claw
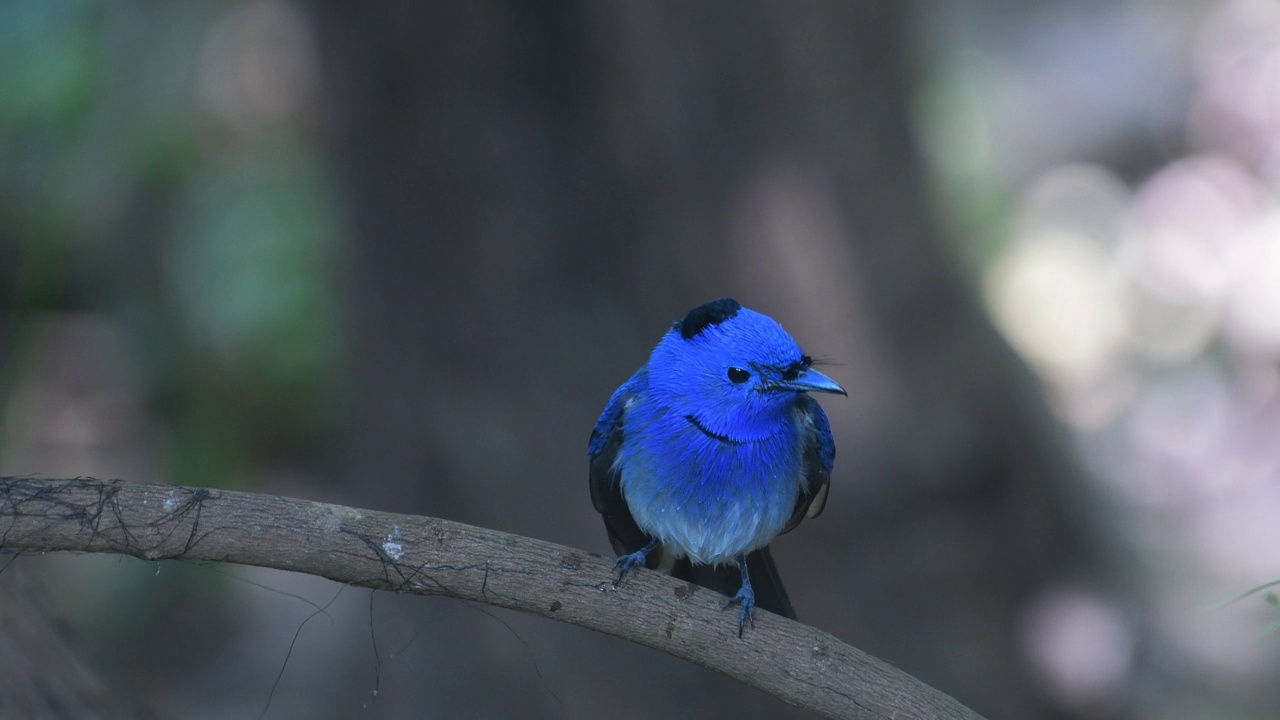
[612,550,648,587]
[724,585,756,638]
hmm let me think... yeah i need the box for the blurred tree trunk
[315,2,1105,719]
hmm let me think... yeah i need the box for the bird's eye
[727,367,751,384]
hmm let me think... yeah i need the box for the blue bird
[589,298,844,636]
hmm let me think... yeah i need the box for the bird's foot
[612,551,647,586]
[612,540,657,587]
[724,584,756,638]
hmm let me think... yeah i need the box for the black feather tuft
[677,298,741,339]
[782,355,812,381]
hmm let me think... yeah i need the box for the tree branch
[0,476,983,720]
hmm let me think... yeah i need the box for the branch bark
[0,476,983,720]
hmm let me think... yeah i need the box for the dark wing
[781,394,834,535]
[588,374,659,563]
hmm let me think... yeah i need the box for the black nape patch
[677,298,741,339]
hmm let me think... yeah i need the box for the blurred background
[2,1,1279,718]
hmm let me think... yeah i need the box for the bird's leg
[724,553,755,637]
[613,539,658,587]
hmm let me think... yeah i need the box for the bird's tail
[672,546,797,620]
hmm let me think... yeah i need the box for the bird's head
[646,298,846,441]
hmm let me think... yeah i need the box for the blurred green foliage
[0,1,347,488]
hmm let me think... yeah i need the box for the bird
[589,298,844,636]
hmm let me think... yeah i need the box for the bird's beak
[776,368,847,396]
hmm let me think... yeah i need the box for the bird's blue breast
[614,394,806,566]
